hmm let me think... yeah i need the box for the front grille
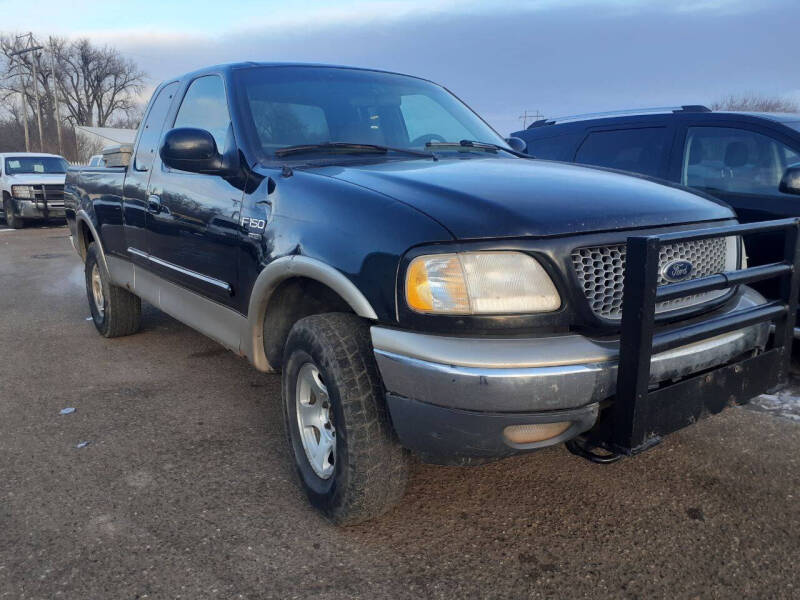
[32,184,65,206]
[571,236,735,319]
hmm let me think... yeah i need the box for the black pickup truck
[65,63,800,524]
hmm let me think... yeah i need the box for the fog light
[503,422,571,444]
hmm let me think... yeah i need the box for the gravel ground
[1,224,799,599]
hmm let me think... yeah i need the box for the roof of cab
[712,111,800,123]
[168,61,435,85]
[0,152,65,159]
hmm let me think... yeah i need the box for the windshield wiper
[425,139,507,153]
[274,142,436,160]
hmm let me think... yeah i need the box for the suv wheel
[3,196,24,229]
[282,313,408,524]
[85,243,141,337]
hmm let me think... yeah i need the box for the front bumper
[12,198,66,219]
[372,287,770,460]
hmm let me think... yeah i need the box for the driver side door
[143,75,244,308]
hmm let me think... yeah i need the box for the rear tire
[282,313,408,525]
[85,243,141,337]
[3,196,24,229]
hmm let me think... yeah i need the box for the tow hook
[565,437,623,464]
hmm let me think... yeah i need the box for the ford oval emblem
[662,259,693,282]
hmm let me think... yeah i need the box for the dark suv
[512,106,800,273]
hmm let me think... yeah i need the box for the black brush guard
[584,218,800,456]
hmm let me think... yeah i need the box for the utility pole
[9,58,31,152]
[11,34,45,152]
[19,73,30,152]
[48,39,63,155]
[519,109,544,129]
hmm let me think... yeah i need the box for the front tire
[85,243,141,337]
[282,313,408,525]
[3,196,24,229]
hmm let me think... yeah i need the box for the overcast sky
[4,0,798,134]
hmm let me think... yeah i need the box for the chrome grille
[571,236,736,319]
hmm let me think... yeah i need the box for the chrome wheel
[295,362,336,479]
[91,263,105,317]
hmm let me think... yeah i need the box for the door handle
[147,194,162,213]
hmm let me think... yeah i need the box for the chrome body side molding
[127,247,232,293]
[106,255,246,355]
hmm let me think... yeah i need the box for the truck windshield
[233,66,510,160]
[5,156,68,174]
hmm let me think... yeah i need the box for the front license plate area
[588,348,784,455]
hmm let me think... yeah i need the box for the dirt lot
[1,224,799,599]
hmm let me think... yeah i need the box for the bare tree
[51,37,146,127]
[0,34,146,129]
[711,93,799,113]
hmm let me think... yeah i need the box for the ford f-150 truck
[64,63,800,524]
[1,152,69,228]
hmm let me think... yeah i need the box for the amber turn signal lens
[503,422,571,444]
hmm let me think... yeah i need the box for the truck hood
[5,173,66,185]
[314,157,733,239]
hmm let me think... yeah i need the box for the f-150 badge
[241,215,267,238]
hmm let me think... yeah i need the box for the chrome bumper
[372,287,770,415]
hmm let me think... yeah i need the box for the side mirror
[160,128,228,174]
[505,136,527,153]
[780,164,800,195]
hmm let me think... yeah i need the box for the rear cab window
[134,81,180,172]
[574,127,668,177]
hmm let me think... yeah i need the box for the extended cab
[65,64,799,524]
[1,152,69,228]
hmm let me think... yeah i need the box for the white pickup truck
[0,152,69,229]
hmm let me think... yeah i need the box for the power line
[518,109,543,129]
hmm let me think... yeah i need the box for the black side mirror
[160,128,229,174]
[505,136,527,153]
[780,164,800,196]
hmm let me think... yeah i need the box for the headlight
[405,251,561,314]
[11,185,34,199]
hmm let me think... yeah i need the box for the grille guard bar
[587,217,800,455]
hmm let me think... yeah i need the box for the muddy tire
[3,196,24,229]
[282,313,408,525]
[85,243,141,338]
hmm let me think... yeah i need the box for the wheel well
[77,220,96,260]
[262,277,355,369]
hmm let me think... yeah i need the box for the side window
[574,127,667,177]
[173,75,231,151]
[682,126,800,196]
[133,82,179,172]
[525,133,582,160]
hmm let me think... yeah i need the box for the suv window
[134,81,179,172]
[525,133,582,161]
[683,127,800,195]
[574,127,667,177]
[173,75,231,151]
